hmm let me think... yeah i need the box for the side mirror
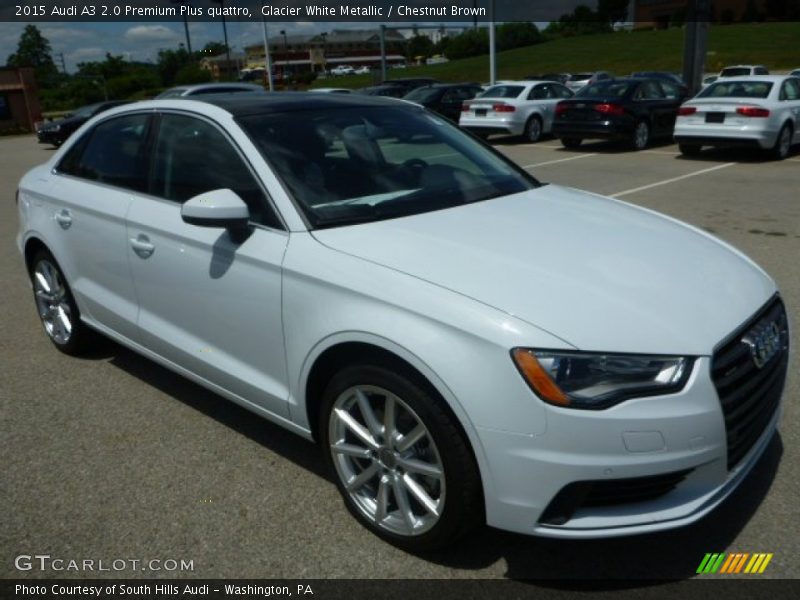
[181,189,250,239]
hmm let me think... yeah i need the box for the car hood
[312,185,775,355]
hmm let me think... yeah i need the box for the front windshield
[699,81,772,98]
[404,87,441,103]
[238,106,538,228]
[569,73,593,81]
[156,89,187,98]
[73,104,101,118]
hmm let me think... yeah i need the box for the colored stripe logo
[696,552,773,574]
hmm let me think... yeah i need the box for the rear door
[634,80,672,135]
[125,111,290,417]
[49,113,152,340]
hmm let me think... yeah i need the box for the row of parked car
[458,70,800,160]
[37,68,800,160]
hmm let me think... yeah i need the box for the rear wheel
[632,120,650,150]
[679,143,702,156]
[320,363,482,551]
[523,115,543,143]
[771,123,793,160]
[561,137,582,149]
[29,249,93,355]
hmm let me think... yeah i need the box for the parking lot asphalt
[1,134,797,581]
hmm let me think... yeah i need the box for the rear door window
[57,113,151,193]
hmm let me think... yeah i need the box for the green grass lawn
[312,22,800,89]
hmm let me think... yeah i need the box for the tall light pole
[488,0,496,85]
[260,2,274,91]
[280,29,289,82]
[170,0,193,57]
[320,32,327,75]
[212,0,231,78]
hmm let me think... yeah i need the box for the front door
[126,112,290,417]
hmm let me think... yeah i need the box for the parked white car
[718,65,769,78]
[459,80,574,142]
[354,66,371,75]
[330,65,355,76]
[674,75,800,159]
[17,94,789,550]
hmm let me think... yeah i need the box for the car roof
[705,75,789,83]
[185,91,416,116]
[171,82,264,94]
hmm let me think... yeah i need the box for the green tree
[443,29,488,60]
[157,47,192,87]
[496,22,542,52]
[175,63,213,85]
[405,34,435,61]
[6,25,59,85]
[200,41,228,57]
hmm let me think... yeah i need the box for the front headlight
[511,348,693,410]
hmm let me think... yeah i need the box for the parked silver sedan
[459,80,574,142]
[674,75,800,159]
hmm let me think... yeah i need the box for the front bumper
[37,129,62,145]
[477,353,784,538]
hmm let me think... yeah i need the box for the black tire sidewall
[319,363,482,551]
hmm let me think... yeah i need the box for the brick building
[0,67,42,134]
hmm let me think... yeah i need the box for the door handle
[54,210,72,229]
[130,235,155,258]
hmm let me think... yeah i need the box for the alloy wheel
[33,259,73,345]
[634,122,650,150]
[328,385,445,537]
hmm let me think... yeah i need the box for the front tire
[29,249,92,355]
[320,363,482,551]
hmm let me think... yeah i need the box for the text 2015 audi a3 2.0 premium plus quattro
[16,93,789,551]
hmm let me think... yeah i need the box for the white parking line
[611,162,736,197]
[523,153,598,169]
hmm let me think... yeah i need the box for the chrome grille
[711,297,789,470]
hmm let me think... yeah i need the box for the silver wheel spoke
[392,473,417,532]
[331,442,372,459]
[383,396,396,446]
[375,475,390,523]
[396,424,426,452]
[402,473,440,517]
[34,273,52,294]
[346,462,379,492]
[397,456,443,479]
[334,408,379,449]
[56,307,72,335]
[355,389,383,439]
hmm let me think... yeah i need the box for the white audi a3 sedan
[17,94,789,550]
[674,75,800,159]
